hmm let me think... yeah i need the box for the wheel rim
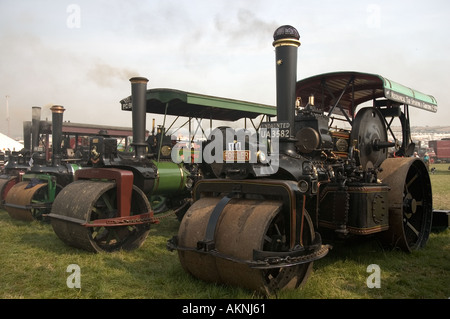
[401,160,432,250]
[150,195,168,214]
[87,186,151,252]
[30,184,62,221]
[260,210,314,292]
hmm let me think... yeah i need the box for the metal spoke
[264,235,272,243]
[405,220,420,237]
[101,193,114,212]
[405,173,419,191]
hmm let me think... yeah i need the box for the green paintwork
[22,173,58,202]
[381,76,437,112]
[151,160,188,195]
[121,88,276,121]
[296,71,438,113]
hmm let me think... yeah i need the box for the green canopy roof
[295,71,437,115]
[120,88,276,121]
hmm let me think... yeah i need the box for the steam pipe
[50,105,65,165]
[31,106,41,152]
[273,25,301,156]
[130,77,149,159]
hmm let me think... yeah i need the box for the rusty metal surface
[0,176,17,209]
[378,157,433,251]
[75,168,134,218]
[177,197,315,294]
[50,180,151,252]
[4,181,47,221]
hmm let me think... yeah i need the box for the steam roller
[0,153,30,210]
[49,168,153,253]
[167,25,332,295]
[3,105,81,222]
[168,24,438,294]
[0,119,34,208]
[47,77,169,252]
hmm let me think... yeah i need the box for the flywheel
[350,107,388,169]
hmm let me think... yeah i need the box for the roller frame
[169,231,328,270]
[168,178,330,269]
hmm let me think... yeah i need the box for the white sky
[0,0,449,138]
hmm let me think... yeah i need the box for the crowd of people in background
[414,151,432,172]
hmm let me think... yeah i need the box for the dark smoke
[214,8,279,46]
[87,61,139,88]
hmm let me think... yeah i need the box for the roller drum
[50,180,152,252]
[4,181,49,221]
[177,197,315,294]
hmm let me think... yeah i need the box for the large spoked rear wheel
[378,157,433,252]
[50,180,152,253]
[177,197,315,295]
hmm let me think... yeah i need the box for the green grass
[0,164,449,299]
[430,163,450,209]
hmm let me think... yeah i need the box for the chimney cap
[129,76,149,84]
[273,25,300,41]
[50,105,66,113]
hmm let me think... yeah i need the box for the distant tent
[0,132,24,152]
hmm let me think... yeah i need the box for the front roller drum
[50,180,153,253]
[176,197,318,295]
[378,157,433,252]
[4,181,52,221]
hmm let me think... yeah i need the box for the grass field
[0,164,448,300]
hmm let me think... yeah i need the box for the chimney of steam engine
[129,77,149,159]
[31,106,41,153]
[23,121,31,152]
[50,105,65,165]
[272,25,301,155]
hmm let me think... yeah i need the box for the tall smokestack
[31,106,41,152]
[23,121,31,152]
[129,77,149,159]
[50,105,65,165]
[272,25,301,155]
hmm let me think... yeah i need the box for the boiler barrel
[151,160,188,195]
